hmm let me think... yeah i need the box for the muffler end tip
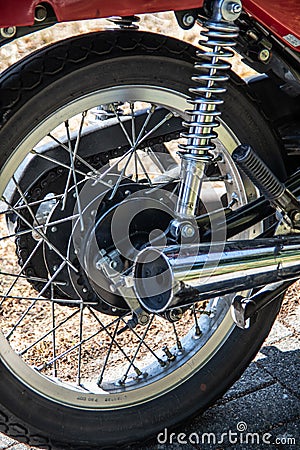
[133,247,173,313]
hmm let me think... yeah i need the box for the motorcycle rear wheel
[0,31,286,448]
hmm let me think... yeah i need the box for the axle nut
[181,224,195,238]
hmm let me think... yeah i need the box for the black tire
[0,30,286,449]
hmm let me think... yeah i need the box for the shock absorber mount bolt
[181,224,196,238]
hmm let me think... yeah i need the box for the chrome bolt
[35,5,47,22]
[182,13,195,27]
[139,314,150,325]
[124,190,131,196]
[53,265,58,271]
[109,278,126,293]
[110,260,118,269]
[82,287,88,293]
[181,224,195,238]
[96,260,103,270]
[110,284,117,293]
[222,0,242,20]
[228,2,242,14]
[293,212,300,223]
[162,344,176,361]
[226,173,233,184]
[51,226,57,233]
[0,27,16,38]
[258,48,271,62]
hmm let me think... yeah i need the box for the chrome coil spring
[179,20,239,155]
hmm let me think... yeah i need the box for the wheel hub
[71,180,176,311]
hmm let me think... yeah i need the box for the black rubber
[0,30,287,449]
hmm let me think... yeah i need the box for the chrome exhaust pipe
[133,237,300,313]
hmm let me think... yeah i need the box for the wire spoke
[47,133,102,178]
[120,316,153,384]
[5,261,67,340]
[130,102,136,145]
[146,146,167,173]
[192,305,202,337]
[35,313,124,372]
[61,116,85,232]
[1,197,78,272]
[30,149,96,181]
[0,238,43,307]
[112,104,133,147]
[77,305,84,385]
[12,176,41,226]
[19,303,79,356]
[97,320,120,386]
[1,294,96,305]
[0,269,65,285]
[172,322,183,351]
[120,317,165,366]
[88,308,141,374]
[138,111,174,146]
[135,105,156,147]
[108,150,134,200]
[0,193,65,216]
[60,122,73,211]
[51,284,58,377]
[0,213,79,242]
[135,152,153,186]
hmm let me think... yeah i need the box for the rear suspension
[174,0,242,226]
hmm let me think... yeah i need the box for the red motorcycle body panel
[0,0,299,52]
[243,0,300,51]
[0,1,203,27]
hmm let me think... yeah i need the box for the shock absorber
[173,0,242,233]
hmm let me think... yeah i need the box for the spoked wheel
[0,31,285,448]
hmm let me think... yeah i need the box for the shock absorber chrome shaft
[175,0,242,219]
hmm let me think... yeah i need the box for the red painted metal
[0,1,201,27]
[243,0,300,51]
[0,1,299,52]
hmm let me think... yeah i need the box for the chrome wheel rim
[0,85,256,409]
